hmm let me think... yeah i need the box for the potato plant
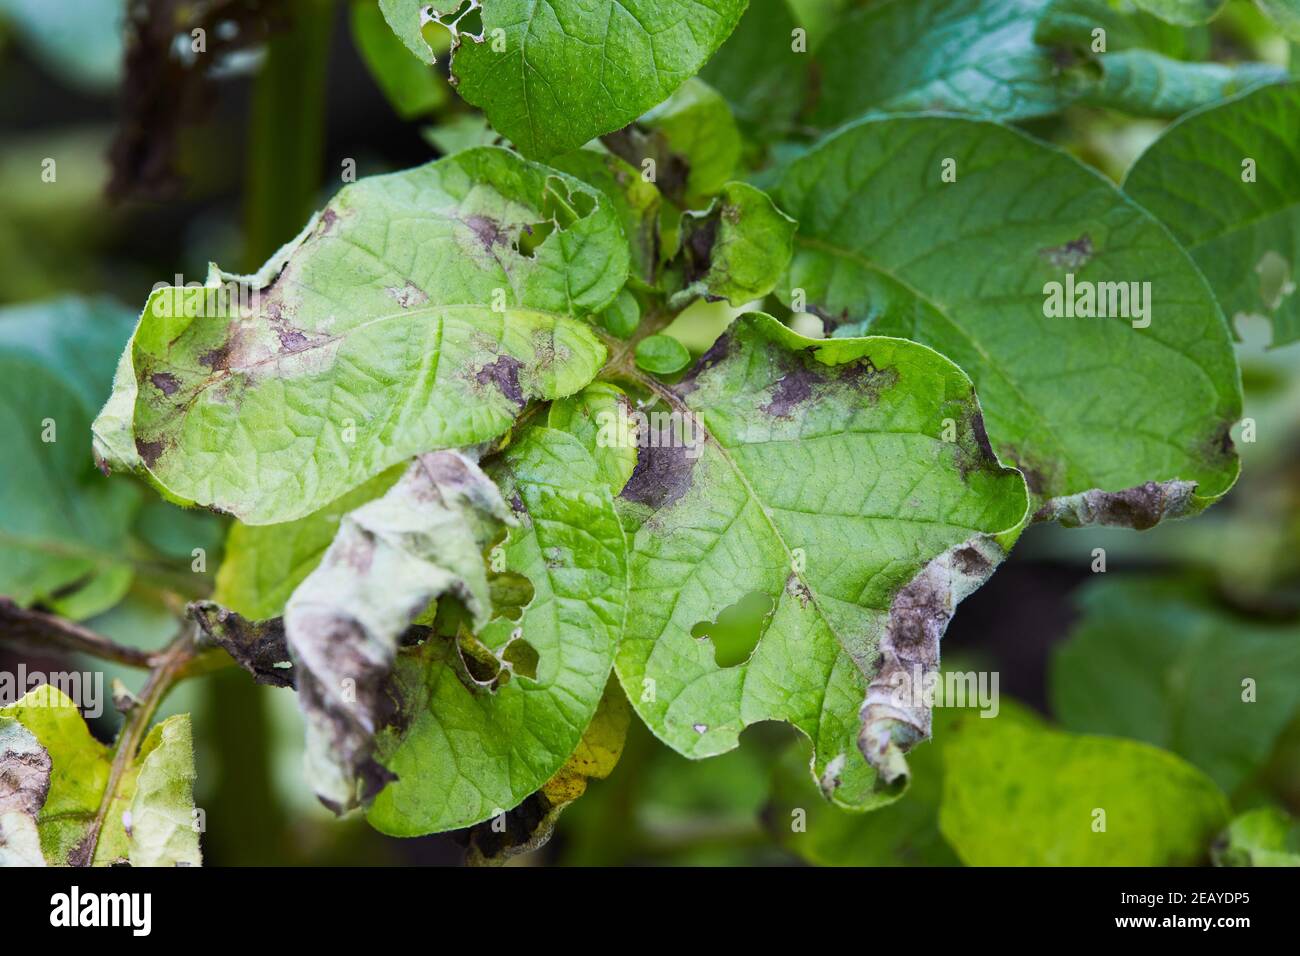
[1,0,1298,868]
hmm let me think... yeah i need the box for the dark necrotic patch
[150,371,180,395]
[762,365,817,418]
[277,327,310,352]
[762,348,896,419]
[135,437,166,467]
[1039,233,1094,270]
[464,214,507,251]
[475,354,526,407]
[951,545,992,578]
[198,342,232,371]
[620,440,698,511]
[676,331,735,395]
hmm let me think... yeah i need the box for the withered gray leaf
[283,450,515,813]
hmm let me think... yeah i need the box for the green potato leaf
[380,0,749,159]
[1257,0,1300,39]
[1125,82,1300,347]
[635,334,692,374]
[775,115,1242,523]
[92,148,626,525]
[614,313,1029,810]
[811,0,1073,128]
[1050,576,1300,794]
[352,0,448,119]
[699,0,810,137]
[940,705,1230,865]
[0,297,142,619]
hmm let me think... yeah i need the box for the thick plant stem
[0,598,156,669]
[243,0,337,269]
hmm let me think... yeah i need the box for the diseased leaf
[811,0,1073,128]
[0,685,201,867]
[284,450,517,813]
[775,115,1242,522]
[604,77,743,209]
[464,676,631,864]
[117,716,202,867]
[382,0,749,160]
[368,416,628,834]
[93,715,202,868]
[1213,807,1300,866]
[0,297,142,619]
[674,182,796,307]
[1050,576,1300,794]
[1125,82,1300,347]
[0,717,50,866]
[0,686,106,865]
[939,704,1230,865]
[614,314,1028,809]
[92,148,625,525]
[213,466,405,620]
[550,148,663,288]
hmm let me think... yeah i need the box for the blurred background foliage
[0,0,1297,866]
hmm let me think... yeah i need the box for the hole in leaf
[502,637,539,680]
[489,570,534,620]
[517,220,555,258]
[691,591,774,668]
[457,629,505,685]
[454,3,483,37]
[1256,250,1296,311]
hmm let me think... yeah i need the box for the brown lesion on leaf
[463,214,508,251]
[676,330,736,396]
[197,342,232,371]
[474,353,526,408]
[1035,479,1198,530]
[1038,233,1094,271]
[190,601,294,689]
[619,439,699,511]
[134,436,167,468]
[859,536,1004,783]
[953,407,1004,482]
[601,125,691,206]
[384,280,431,310]
[0,733,52,819]
[149,371,181,396]
[1002,445,1051,497]
[683,213,720,289]
[760,346,898,420]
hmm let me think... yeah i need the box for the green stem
[77,629,196,865]
[243,0,337,269]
